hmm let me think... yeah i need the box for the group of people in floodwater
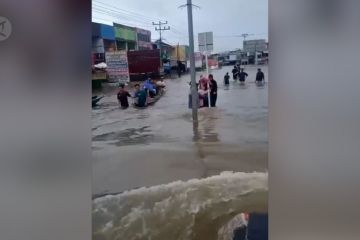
[189,67,265,108]
[117,77,166,109]
[189,74,218,108]
[118,66,265,109]
[230,64,265,84]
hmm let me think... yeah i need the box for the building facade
[92,22,116,64]
[113,23,137,51]
[153,40,175,63]
[243,39,268,64]
[243,39,267,54]
[136,28,152,50]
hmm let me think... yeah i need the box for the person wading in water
[209,74,218,107]
[255,68,265,84]
[232,65,238,80]
[117,84,131,109]
[238,68,249,84]
[224,72,230,86]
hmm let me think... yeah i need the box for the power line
[92,2,191,46]
[162,38,176,46]
[92,16,187,46]
[92,16,153,30]
[170,27,188,36]
[94,0,189,36]
[212,33,268,42]
[92,16,114,23]
[93,0,165,22]
[92,8,154,27]
[94,5,188,34]
[92,6,155,26]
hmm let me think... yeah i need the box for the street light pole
[186,0,198,122]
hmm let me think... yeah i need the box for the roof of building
[92,22,115,40]
[153,40,174,48]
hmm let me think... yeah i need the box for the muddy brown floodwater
[92,65,268,240]
[92,65,268,196]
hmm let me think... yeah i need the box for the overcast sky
[92,0,268,52]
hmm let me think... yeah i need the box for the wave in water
[93,171,268,240]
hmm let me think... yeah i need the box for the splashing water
[93,172,268,240]
[217,213,247,240]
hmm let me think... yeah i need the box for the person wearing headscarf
[199,75,210,91]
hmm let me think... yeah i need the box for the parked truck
[127,49,161,81]
[171,45,189,62]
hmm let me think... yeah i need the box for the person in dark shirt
[209,74,218,107]
[117,84,131,109]
[236,64,241,73]
[238,68,249,83]
[232,66,238,80]
[224,72,230,86]
[255,68,265,83]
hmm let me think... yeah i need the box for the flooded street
[92,65,268,240]
[93,172,268,240]
[92,65,268,196]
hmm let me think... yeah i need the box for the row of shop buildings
[92,22,154,64]
[92,22,152,51]
[92,22,194,85]
[92,22,190,65]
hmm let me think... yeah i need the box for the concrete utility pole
[241,33,249,41]
[152,21,170,67]
[241,33,252,66]
[255,42,258,65]
[185,0,198,122]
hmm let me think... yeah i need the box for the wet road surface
[92,65,268,196]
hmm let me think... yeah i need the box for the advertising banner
[105,51,129,83]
